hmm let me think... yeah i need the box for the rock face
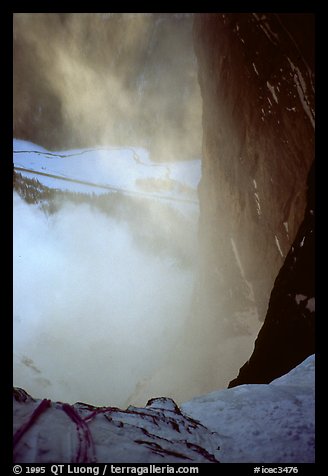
[13,355,315,463]
[229,161,315,386]
[193,13,315,324]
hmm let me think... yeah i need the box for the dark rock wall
[193,13,315,325]
[229,161,315,386]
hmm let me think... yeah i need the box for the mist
[13,13,202,160]
[13,188,260,408]
[13,192,197,407]
[13,13,262,408]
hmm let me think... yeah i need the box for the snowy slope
[13,393,219,463]
[13,139,201,211]
[181,354,315,463]
[13,356,314,463]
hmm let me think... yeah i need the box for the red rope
[62,404,96,463]
[13,399,51,447]
[83,406,115,423]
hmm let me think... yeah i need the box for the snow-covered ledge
[13,355,314,463]
[182,354,315,463]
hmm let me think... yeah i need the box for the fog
[13,191,198,407]
[13,190,260,407]
[13,13,202,160]
[13,13,261,408]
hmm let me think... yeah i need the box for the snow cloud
[13,189,260,408]
[13,13,202,161]
[13,14,261,408]
[13,193,196,407]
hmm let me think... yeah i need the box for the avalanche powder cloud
[13,193,195,407]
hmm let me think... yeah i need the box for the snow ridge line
[14,147,142,160]
[13,166,199,205]
[14,148,169,171]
